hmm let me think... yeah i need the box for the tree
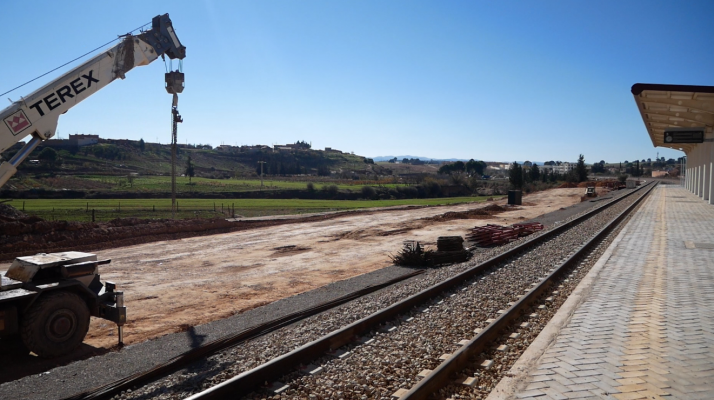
[591,160,605,174]
[361,186,377,199]
[509,162,523,189]
[294,140,311,149]
[38,147,59,167]
[139,138,145,152]
[529,164,540,182]
[185,155,195,183]
[575,154,588,182]
[465,159,487,176]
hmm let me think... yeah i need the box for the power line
[1,22,150,98]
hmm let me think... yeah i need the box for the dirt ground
[0,188,587,349]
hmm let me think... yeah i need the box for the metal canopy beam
[631,83,714,155]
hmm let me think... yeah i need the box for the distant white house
[69,134,98,147]
[541,162,574,174]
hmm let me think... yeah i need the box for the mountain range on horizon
[372,155,557,165]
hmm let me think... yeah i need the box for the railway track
[67,184,653,400]
[113,183,652,400]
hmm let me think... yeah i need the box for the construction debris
[467,222,543,247]
[391,241,432,267]
[436,236,464,251]
[391,237,469,267]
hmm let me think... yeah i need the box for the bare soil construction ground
[0,187,589,351]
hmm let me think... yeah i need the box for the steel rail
[64,269,425,400]
[400,182,657,400]
[186,183,653,400]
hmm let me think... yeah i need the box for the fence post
[92,209,95,222]
[86,202,88,212]
[119,202,121,213]
[22,201,25,211]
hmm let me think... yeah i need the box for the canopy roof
[631,83,714,154]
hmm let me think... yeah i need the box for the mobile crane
[0,14,185,357]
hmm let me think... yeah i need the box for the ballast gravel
[107,188,642,400]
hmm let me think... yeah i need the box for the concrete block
[358,336,375,345]
[439,353,452,360]
[301,364,322,375]
[329,349,351,359]
[391,388,409,398]
[458,339,470,345]
[480,359,495,369]
[509,333,521,339]
[497,344,509,352]
[417,369,432,378]
[461,377,477,387]
[268,381,289,394]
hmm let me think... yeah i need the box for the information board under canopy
[631,83,714,154]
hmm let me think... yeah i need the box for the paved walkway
[505,185,714,399]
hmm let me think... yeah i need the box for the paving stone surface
[513,186,714,399]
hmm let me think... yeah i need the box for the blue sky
[1,1,712,163]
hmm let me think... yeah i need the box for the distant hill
[10,139,381,180]
[372,155,470,162]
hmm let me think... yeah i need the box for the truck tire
[20,291,90,358]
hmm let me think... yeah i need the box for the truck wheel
[20,291,90,358]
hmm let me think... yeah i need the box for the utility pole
[165,61,184,219]
[258,161,266,190]
[170,104,182,218]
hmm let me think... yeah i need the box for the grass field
[76,175,403,192]
[6,196,493,222]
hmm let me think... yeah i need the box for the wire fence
[17,201,242,222]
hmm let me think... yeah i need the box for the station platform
[491,185,714,400]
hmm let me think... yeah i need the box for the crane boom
[0,14,185,188]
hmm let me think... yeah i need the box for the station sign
[664,127,705,143]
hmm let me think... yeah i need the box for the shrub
[321,184,339,196]
[361,186,377,199]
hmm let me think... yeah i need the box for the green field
[7,196,492,222]
[76,175,402,192]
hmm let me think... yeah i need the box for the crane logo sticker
[3,110,32,136]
